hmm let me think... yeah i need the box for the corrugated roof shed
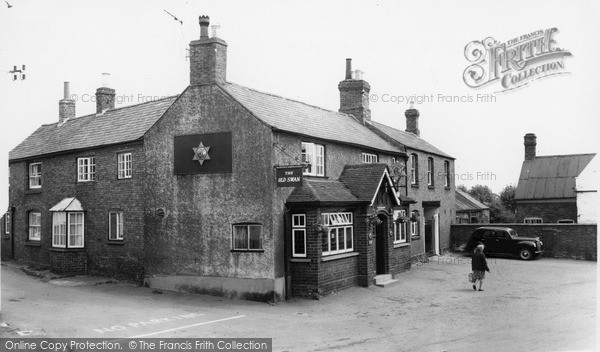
[455,189,489,211]
[515,153,596,200]
[370,121,453,158]
[9,96,178,161]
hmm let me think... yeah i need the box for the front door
[375,216,387,275]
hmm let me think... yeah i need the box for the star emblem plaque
[192,142,211,165]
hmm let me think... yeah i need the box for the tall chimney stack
[95,73,115,114]
[405,101,420,136]
[190,15,228,85]
[338,58,371,124]
[524,133,537,160]
[58,81,75,123]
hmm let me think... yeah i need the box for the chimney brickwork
[190,16,227,85]
[95,87,115,113]
[338,58,371,124]
[524,133,537,160]
[405,106,420,136]
[58,81,75,123]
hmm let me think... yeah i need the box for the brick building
[5,16,454,300]
[515,133,596,224]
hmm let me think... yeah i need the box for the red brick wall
[515,201,577,223]
[451,224,597,260]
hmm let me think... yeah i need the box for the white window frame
[444,161,450,188]
[361,153,378,163]
[322,212,353,256]
[427,157,434,186]
[29,162,42,189]
[232,224,263,251]
[77,157,96,182]
[410,154,418,185]
[4,213,9,235]
[28,212,41,241]
[524,217,543,224]
[52,211,84,248]
[109,211,124,240]
[393,210,407,244]
[292,214,307,257]
[410,211,420,237]
[117,153,132,179]
[301,142,325,177]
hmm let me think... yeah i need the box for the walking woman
[472,244,490,291]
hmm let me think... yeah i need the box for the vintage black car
[464,226,543,260]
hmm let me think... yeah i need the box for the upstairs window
[444,161,450,188]
[29,162,42,189]
[109,211,124,240]
[77,157,96,182]
[292,214,306,258]
[301,142,324,176]
[410,154,419,185]
[361,153,378,163]
[427,157,434,187]
[117,153,132,179]
[232,223,263,251]
[322,212,353,256]
[28,212,41,241]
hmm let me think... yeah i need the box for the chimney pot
[59,81,75,123]
[345,58,352,80]
[199,15,210,38]
[211,24,220,38]
[63,81,70,100]
[524,133,537,160]
[189,15,228,85]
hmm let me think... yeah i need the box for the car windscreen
[508,229,517,238]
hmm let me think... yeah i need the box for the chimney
[189,16,228,85]
[405,101,420,136]
[524,133,537,160]
[95,73,115,114]
[338,58,371,123]
[58,81,75,123]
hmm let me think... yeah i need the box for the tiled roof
[515,153,596,200]
[220,83,400,154]
[286,178,364,205]
[455,189,489,211]
[9,96,178,161]
[370,121,453,158]
[339,163,388,202]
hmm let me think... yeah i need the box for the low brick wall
[451,224,597,260]
[50,249,87,274]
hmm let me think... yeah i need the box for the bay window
[322,212,353,256]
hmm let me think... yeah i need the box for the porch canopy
[49,197,84,212]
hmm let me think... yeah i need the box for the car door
[494,230,512,254]
[482,230,498,254]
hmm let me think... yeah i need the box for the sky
[1,0,599,211]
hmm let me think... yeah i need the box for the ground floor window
[292,214,306,257]
[28,212,41,241]
[524,217,543,224]
[109,211,124,240]
[410,210,420,237]
[232,223,263,251]
[393,210,407,243]
[52,212,84,248]
[322,212,353,255]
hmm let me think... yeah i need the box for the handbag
[468,272,476,283]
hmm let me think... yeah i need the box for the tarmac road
[0,254,596,351]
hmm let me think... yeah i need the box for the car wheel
[519,248,532,260]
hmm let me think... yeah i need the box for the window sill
[411,235,421,240]
[394,242,410,248]
[321,252,359,262]
[428,185,435,189]
[289,258,311,263]
[445,186,451,190]
[107,241,125,246]
[411,184,419,188]
[230,249,265,253]
[50,247,86,252]
[25,241,41,247]
[25,189,42,195]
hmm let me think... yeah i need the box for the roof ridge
[533,153,596,158]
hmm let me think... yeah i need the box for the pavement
[0,254,597,351]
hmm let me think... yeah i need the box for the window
[410,211,420,237]
[292,214,306,257]
[301,142,325,176]
[109,211,124,240]
[28,212,41,241]
[322,212,353,256]
[393,210,407,244]
[427,157,434,187]
[29,162,42,189]
[524,217,543,224]
[410,154,419,185]
[232,224,263,250]
[444,161,450,188]
[362,153,378,163]
[4,213,9,235]
[557,219,574,224]
[52,212,84,248]
[77,157,96,182]
[117,153,132,179]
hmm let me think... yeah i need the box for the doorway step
[374,274,398,287]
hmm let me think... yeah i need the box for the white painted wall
[576,156,598,224]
